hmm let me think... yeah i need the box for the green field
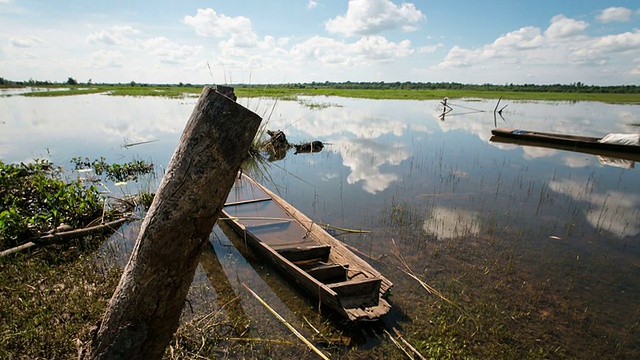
[6,84,640,103]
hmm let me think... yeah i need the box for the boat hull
[220,174,392,321]
[491,128,640,160]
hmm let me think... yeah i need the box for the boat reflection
[490,135,640,169]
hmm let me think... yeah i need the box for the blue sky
[1,0,639,85]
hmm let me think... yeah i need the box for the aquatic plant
[0,159,104,249]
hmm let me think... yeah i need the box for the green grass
[0,245,122,359]
[21,85,204,98]
[12,84,640,103]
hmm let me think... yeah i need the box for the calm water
[2,92,640,358]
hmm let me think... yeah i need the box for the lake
[2,90,639,358]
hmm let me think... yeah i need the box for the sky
[1,0,640,85]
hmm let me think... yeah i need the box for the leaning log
[81,86,262,359]
[0,216,131,258]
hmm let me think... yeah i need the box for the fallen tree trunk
[81,86,262,359]
[0,216,131,258]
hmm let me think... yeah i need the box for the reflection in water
[422,206,481,240]
[336,138,408,194]
[4,93,640,357]
[549,179,640,237]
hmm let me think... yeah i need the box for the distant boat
[490,128,640,161]
[221,173,393,321]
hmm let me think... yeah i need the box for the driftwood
[0,217,132,258]
[81,86,262,359]
[294,141,324,154]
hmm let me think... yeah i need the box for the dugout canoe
[220,173,392,321]
[490,128,640,161]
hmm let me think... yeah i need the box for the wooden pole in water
[81,86,262,360]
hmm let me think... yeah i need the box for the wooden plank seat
[328,278,382,308]
[305,263,348,284]
[223,197,272,207]
[277,245,331,264]
[244,220,292,235]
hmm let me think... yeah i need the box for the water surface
[2,92,640,358]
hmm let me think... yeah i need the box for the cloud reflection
[335,137,408,194]
[423,206,481,240]
[274,98,418,193]
[548,179,640,238]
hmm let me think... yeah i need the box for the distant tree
[130,81,136,87]
[0,77,5,85]
[66,77,78,85]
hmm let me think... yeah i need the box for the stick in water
[241,283,329,360]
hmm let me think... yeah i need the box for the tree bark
[81,86,261,359]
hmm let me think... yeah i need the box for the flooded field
[2,92,640,358]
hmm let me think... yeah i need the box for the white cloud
[436,13,640,75]
[87,49,124,69]
[87,26,139,46]
[492,26,544,50]
[291,35,413,65]
[183,8,254,39]
[417,43,442,54]
[568,29,640,66]
[544,15,589,40]
[590,29,640,53]
[139,37,204,64]
[9,36,42,48]
[596,7,632,23]
[307,0,317,9]
[325,0,424,37]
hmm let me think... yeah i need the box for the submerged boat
[491,128,640,158]
[220,173,392,321]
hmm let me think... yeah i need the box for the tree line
[2,76,639,94]
[263,81,640,94]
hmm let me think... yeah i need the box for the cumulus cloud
[291,35,412,65]
[183,8,253,39]
[436,13,640,73]
[87,25,139,46]
[493,26,544,50]
[544,14,589,40]
[9,36,42,48]
[87,49,124,69]
[325,0,424,36]
[589,29,640,53]
[418,43,442,54]
[596,7,632,23]
[183,7,262,52]
[139,37,204,64]
[568,29,640,66]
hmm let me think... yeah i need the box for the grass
[11,84,640,103]
[0,243,122,359]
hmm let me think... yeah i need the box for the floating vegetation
[71,156,154,183]
[297,98,341,110]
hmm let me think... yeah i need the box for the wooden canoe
[220,173,392,321]
[491,128,640,160]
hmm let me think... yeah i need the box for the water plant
[0,159,104,249]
